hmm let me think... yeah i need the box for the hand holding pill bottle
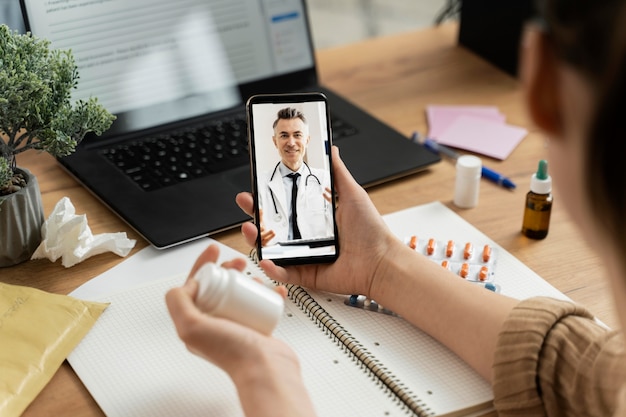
[193,263,284,335]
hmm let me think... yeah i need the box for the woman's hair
[539,0,626,271]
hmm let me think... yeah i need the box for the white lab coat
[258,164,333,246]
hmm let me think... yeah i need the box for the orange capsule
[427,238,436,255]
[463,242,473,260]
[409,235,417,250]
[479,266,489,281]
[459,263,469,278]
[446,240,455,257]
[482,245,492,262]
[441,260,450,270]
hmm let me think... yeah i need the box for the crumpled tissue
[31,197,136,267]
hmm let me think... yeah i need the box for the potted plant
[0,24,115,267]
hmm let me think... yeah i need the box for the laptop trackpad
[224,167,252,193]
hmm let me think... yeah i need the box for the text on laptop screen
[21,0,314,133]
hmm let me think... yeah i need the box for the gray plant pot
[0,168,45,267]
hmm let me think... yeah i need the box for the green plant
[0,24,115,196]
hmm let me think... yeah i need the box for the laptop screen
[20,0,315,134]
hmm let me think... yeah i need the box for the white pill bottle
[193,263,284,335]
[453,155,482,208]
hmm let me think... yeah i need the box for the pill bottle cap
[530,160,552,194]
[194,263,230,312]
[456,155,482,177]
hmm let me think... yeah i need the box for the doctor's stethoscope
[268,161,322,222]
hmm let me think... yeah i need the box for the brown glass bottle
[522,160,553,239]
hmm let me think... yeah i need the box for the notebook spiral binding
[247,249,432,416]
[286,284,433,417]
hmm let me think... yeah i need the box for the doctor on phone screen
[257,107,333,247]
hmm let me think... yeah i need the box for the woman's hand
[165,244,315,417]
[235,146,400,298]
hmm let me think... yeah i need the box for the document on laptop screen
[23,0,315,121]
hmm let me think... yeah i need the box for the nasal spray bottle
[522,160,553,239]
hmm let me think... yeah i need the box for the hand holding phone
[246,93,339,266]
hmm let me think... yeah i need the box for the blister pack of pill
[344,236,500,316]
[344,295,400,317]
[405,236,498,286]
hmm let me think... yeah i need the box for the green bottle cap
[536,160,548,180]
[530,159,551,194]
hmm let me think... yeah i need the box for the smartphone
[246,92,339,266]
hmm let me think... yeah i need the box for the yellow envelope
[0,282,108,416]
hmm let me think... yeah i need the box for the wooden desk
[5,23,617,416]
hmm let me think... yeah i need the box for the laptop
[20,0,440,249]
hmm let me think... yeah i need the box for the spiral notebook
[68,201,569,417]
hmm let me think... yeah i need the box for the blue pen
[412,133,516,190]
[480,165,516,189]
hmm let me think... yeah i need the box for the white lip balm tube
[193,263,284,335]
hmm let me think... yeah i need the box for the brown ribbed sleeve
[492,297,626,416]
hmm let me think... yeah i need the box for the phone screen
[246,93,339,266]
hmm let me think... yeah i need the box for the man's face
[272,118,310,171]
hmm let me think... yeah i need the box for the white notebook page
[69,273,412,417]
[68,201,568,416]
[310,201,569,416]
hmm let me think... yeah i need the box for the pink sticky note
[426,105,505,140]
[435,115,528,160]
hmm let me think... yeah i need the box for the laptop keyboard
[101,113,357,191]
